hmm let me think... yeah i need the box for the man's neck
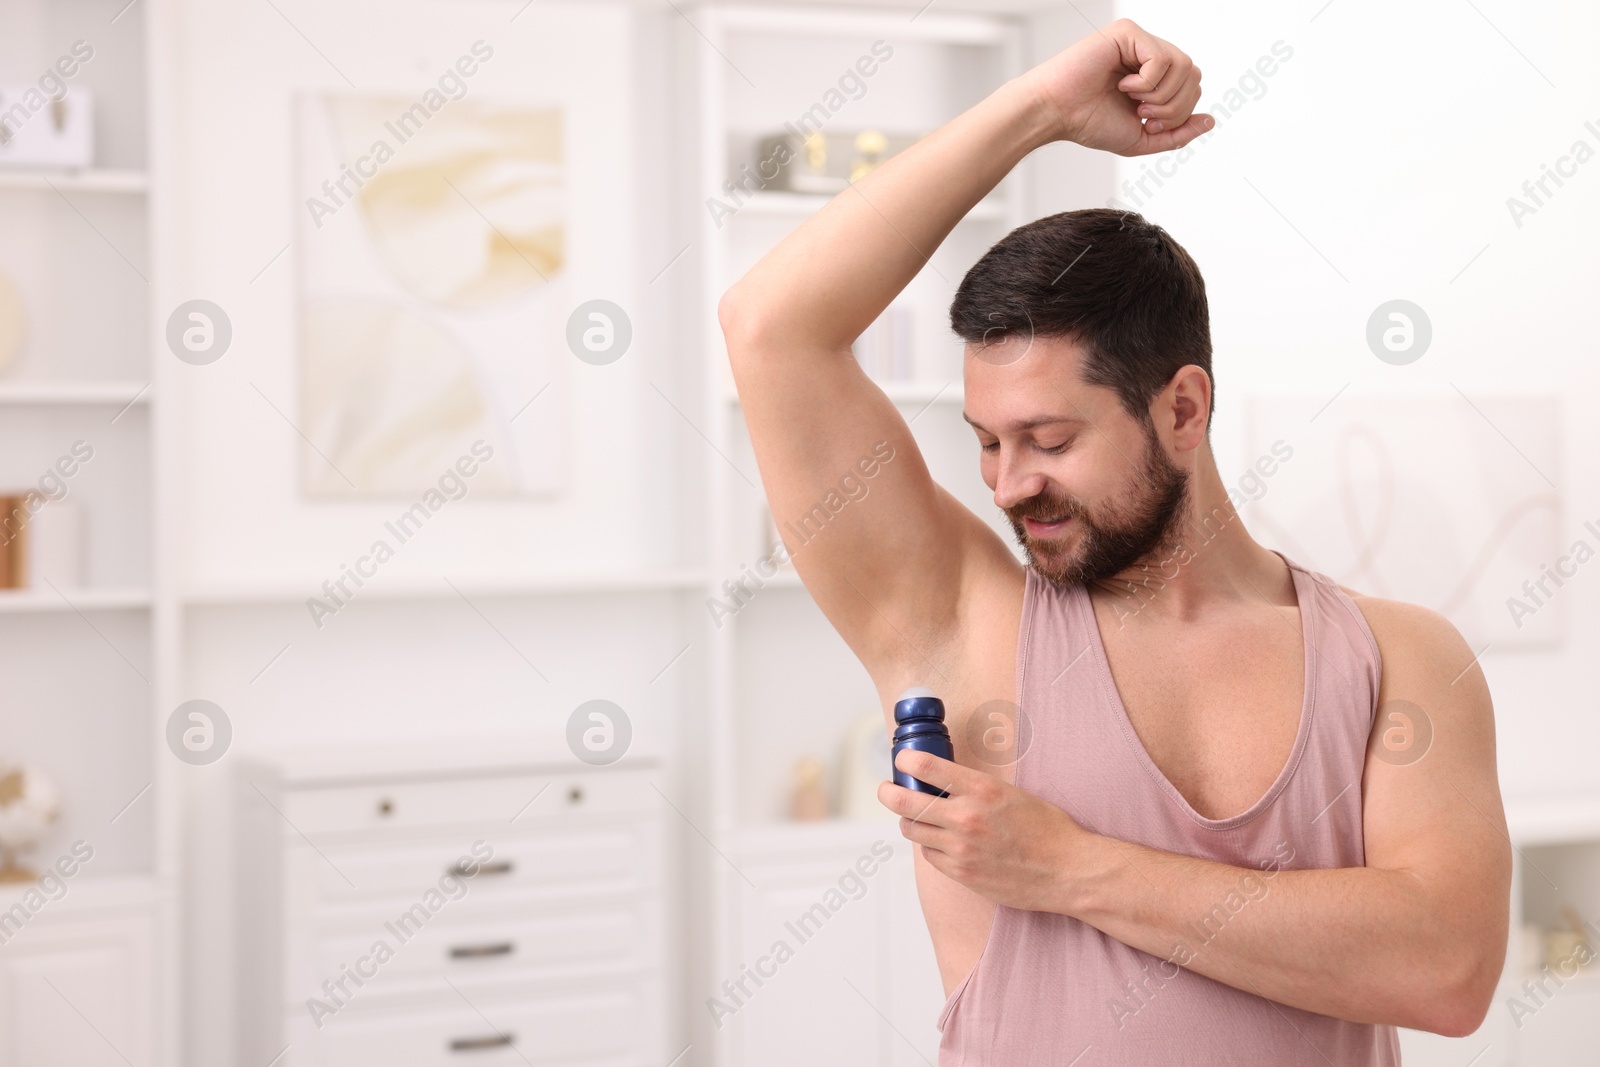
[1092,449,1293,625]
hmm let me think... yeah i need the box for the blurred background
[0,0,1594,1064]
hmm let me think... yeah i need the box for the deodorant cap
[894,687,945,725]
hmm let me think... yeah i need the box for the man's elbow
[717,284,765,357]
[1414,944,1502,1038]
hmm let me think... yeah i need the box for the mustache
[1006,490,1087,527]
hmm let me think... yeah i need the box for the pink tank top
[937,552,1401,1066]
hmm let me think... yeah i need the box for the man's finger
[898,816,956,853]
[1135,112,1214,155]
[877,779,954,826]
[1131,55,1192,108]
[1141,72,1202,124]
[892,747,984,793]
[1117,52,1171,97]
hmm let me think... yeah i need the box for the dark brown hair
[949,208,1213,428]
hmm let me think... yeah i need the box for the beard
[1003,421,1190,587]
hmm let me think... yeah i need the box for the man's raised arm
[717,20,1212,674]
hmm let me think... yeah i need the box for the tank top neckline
[1060,548,1320,831]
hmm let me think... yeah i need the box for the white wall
[1110,0,1600,800]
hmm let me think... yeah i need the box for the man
[718,18,1509,1066]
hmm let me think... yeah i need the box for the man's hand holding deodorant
[880,687,1090,914]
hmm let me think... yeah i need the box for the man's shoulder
[1335,586,1486,697]
[1336,585,1461,644]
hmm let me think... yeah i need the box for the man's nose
[992,449,1047,511]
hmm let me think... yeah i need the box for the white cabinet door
[883,846,945,1067]
[732,871,882,1066]
[1511,974,1600,1065]
[726,829,942,1067]
[0,913,153,1067]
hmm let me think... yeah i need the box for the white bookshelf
[0,0,176,1064]
[0,168,149,194]
[691,5,1025,1064]
[727,380,964,407]
[697,0,1023,831]
[180,569,709,606]
[0,587,152,614]
[0,381,152,406]
[733,188,1008,220]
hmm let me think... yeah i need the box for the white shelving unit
[731,188,1008,220]
[691,6,1025,1064]
[181,569,709,607]
[0,588,152,614]
[0,168,149,194]
[0,1,176,1064]
[0,381,151,406]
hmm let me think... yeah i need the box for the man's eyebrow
[961,412,1082,433]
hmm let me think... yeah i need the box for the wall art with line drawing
[1244,392,1561,646]
[293,92,570,498]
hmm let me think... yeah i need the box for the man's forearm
[1056,833,1503,1036]
[721,74,1058,354]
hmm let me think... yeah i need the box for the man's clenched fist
[1025,18,1210,156]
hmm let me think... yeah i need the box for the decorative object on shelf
[0,763,61,882]
[0,268,24,374]
[295,90,567,498]
[0,85,94,169]
[838,710,893,819]
[1561,905,1595,951]
[1542,926,1588,972]
[1543,906,1597,973]
[0,495,24,589]
[756,128,920,194]
[789,754,829,821]
[852,302,913,382]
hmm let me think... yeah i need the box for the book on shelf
[0,495,20,588]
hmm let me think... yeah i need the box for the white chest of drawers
[235,742,669,1067]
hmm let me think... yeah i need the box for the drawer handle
[449,941,515,959]
[451,860,514,877]
[449,1033,514,1052]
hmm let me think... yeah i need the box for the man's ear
[1164,365,1212,450]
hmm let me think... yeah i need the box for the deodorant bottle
[891,687,953,797]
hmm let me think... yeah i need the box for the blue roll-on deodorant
[892,686,953,797]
